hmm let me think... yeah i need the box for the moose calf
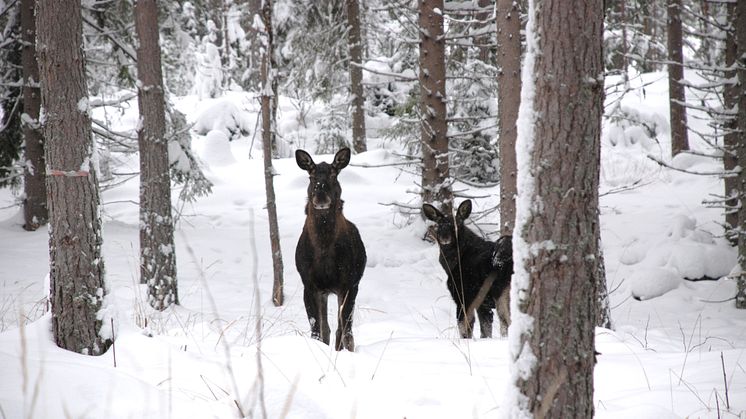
[423,200,512,338]
[295,148,366,351]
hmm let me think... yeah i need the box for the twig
[349,160,419,168]
[181,232,246,417]
[721,352,730,410]
[250,209,269,419]
[370,332,395,380]
[647,154,740,177]
[200,374,219,400]
[670,369,709,410]
[111,318,117,368]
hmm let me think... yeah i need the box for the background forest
[1,0,746,418]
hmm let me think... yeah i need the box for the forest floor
[1,72,745,418]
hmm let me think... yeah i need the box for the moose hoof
[335,334,355,352]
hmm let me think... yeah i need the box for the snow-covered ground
[1,72,745,418]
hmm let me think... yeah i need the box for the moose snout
[312,195,332,210]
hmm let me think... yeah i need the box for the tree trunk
[210,0,229,89]
[476,0,491,64]
[260,0,284,307]
[419,0,452,212]
[607,0,627,72]
[639,0,654,73]
[667,0,689,156]
[506,0,603,416]
[735,0,746,309]
[0,7,22,189]
[20,0,47,230]
[37,0,109,355]
[135,0,178,310]
[496,0,520,236]
[241,0,263,91]
[723,2,738,239]
[346,0,367,153]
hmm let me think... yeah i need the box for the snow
[502,0,540,416]
[193,99,252,142]
[2,70,746,418]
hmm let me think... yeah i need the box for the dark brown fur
[423,200,512,338]
[295,148,366,351]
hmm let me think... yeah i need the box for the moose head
[296,148,351,212]
[422,199,472,246]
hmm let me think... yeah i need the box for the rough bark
[20,0,47,230]
[135,0,178,310]
[260,0,284,307]
[512,1,603,416]
[723,3,738,238]
[37,0,109,355]
[419,0,452,212]
[496,0,520,236]
[346,0,367,153]
[667,0,689,156]
[735,0,746,309]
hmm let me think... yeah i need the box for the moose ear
[422,204,443,222]
[332,148,351,170]
[456,200,472,221]
[296,149,315,172]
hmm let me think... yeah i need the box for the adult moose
[295,148,366,351]
[423,200,512,339]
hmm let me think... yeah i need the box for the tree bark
[723,2,738,239]
[735,0,746,309]
[37,0,109,355]
[496,0,520,236]
[260,0,284,307]
[135,0,178,310]
[667,0,689,156]
[20,0,47,230]
[241,0,263,91]
[476,0,492,65]
[346,0,367,153]
[508,1,603,416]
[419,0,452,212]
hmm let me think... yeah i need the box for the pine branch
[81,14,137,62]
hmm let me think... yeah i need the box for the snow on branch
[354,62,417,82]
[647,154,740,177]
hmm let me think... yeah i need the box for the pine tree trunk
[135,0,178,310]
[667,0,689,156]
[735,0,746,309]
[508,0,603,415]
[419,0,452,211]
[346,0,367,153]
[37,0,109,355]
[723,3,738,240]
[20,0,47,230]
[639,0,654,73]
[260,0,284,307]
[496,0,520,236]
[241,0,263,91]
[210,0,229,90]
[476,0,491,63]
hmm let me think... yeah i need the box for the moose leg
[456,301,474,339]
[335,286,358,351]
[303,287,330,344]
[477,303,494,338]
[318,293,330,345]
[496,285,511,337]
